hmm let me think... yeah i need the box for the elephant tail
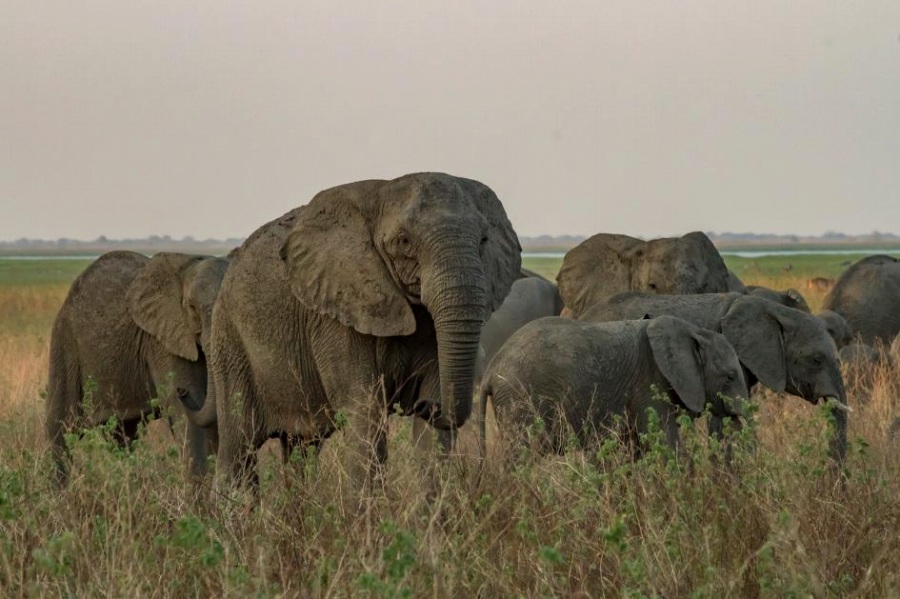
[179,366,218,429]
[46,315,82,485]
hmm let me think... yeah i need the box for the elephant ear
[682,231,731,292]
[785,288,810,312]
[557,233,643,317]
[722,297,787,392]
[127,253,204,361]
[457,178,523,314]
[646,316,707,413]
[280,180,416,337]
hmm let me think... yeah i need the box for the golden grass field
[0,255,898,597]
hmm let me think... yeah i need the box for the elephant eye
[396,231,410,248]
[480,235,488,246]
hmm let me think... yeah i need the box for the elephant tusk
[824,396,853,413]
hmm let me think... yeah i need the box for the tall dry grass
[0,270,898,597]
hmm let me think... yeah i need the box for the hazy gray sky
[3,1,899,241]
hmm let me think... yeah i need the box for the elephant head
[721,296,849,462]
[647,315,748,419]
[557,231,730,317]
[817,310,853,349]
[280,173,521,429]
[126,253,229,404]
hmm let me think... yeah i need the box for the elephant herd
[45,172,900,500]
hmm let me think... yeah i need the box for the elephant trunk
[826,397,849,466]
[421,240,487,431]
[180,363,217,429]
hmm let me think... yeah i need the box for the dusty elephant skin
[746,285,811,313]
[823,254,900,346]
[46,251,228,483]
[479,315,748,455]
[581,292,851,464]
[181,173,521,493]
[556,231,730,318]
[817,309,854,349]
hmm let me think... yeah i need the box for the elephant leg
[46,323,82,486]
[216,379,266,493]
[343,397,389,499]
[184,420,211,478]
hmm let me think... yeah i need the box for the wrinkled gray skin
[480,315,748,455]
[823,255,900,345]
[581,292,850,463]
[746,285,811,313]
[475,276,564,386]
[726,269,748,293]
[46,251,228,483]
[557,231,730,318]
[817,310,854,349]
[180,173,521,491]
[413,274,563,452]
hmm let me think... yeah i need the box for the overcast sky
[2,1,899,241]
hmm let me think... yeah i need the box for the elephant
[817,310,854,349]
[823,255,900,346]
[726,269,748,293]
[746,285,811,313]
[478,315,748,455]
[580,292,851,463]
[475,275,564,386]
[46,251,228,483]
[179,173,521,492]
[556,231,731,318]
[412,273,564,453]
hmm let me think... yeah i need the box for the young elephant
[581,292,851,463]
[817,310,854,349]
[46,251,228,483]
[479,315,748,455]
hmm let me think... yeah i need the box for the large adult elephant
[823,255,900,346]
[412,273,563,453]
[581,292,850,463]
[181,173,521,491]
[556,231,730,318]
[480,315,748,455]
[46,251,228,483]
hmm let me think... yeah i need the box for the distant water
[522,249,900,260]
[1,249,898,261]
[0,255,100,260]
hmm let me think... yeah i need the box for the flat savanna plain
[0,255,898,597]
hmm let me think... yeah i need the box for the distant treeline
[0,236,243,257]
[2,231,899,256]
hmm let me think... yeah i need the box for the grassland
[0,255,898,597]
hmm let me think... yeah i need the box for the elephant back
[557,232,730,318]
[823,255,900,345]
[556,233,644,317]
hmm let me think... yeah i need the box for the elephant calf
[46,251,228,483]
[479,315,748,455]
[580,291,851,463]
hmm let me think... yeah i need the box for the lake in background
[1,248,900,261]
